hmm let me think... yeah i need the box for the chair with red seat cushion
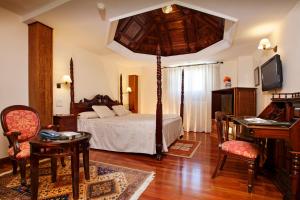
[1,105,41,186]
[211,111,260,193]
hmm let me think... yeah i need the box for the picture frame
[254,66,260,86]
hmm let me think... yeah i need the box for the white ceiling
[0,0,55,15]
[1,0,299,66]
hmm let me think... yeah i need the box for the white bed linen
[77,114,183,154]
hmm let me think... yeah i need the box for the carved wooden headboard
[71,94,121,115]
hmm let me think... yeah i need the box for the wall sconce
[123,87,132,94]
[57,75,72,88]
[258,38,277,52]
[126,87,132,93]
[162,5,173,14]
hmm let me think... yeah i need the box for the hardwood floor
[90,132,282,200]
[0,132,282,199]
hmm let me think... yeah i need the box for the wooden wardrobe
[28,22,53,126]
[128,75,138,113]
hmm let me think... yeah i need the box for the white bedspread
[77,114,183,155]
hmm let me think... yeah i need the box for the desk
[233,117,300,200]
[29,132,91,200]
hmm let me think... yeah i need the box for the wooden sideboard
[212,87,256,119]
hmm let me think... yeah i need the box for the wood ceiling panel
[114,4,225,56]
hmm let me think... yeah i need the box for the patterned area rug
[166,140,201,158]
[0,159,154,200]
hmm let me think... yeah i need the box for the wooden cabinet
[53,115,77,131]
[28,22,53,126]
[128,75,138,113]
[212,87,256,119]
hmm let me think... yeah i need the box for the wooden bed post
[180,68,184,122]
[156,45,163,160]
[120,74,123,105]
[70,57,75,114]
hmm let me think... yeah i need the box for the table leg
[225,117,229,139]
[30,155,39,200]
[71,145,80,199]
[83,142,90,180]
[290,152,300,200]
[51,158,57,183]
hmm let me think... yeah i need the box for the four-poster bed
[68,57,183,159]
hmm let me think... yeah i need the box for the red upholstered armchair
[1,105,44,185]
[211,111,260,193]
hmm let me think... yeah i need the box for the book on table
[243,117,291,127]
[39,129,81,140]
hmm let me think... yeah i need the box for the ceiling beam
[22,0,71,24]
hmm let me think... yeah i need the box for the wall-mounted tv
[261,54,283,91]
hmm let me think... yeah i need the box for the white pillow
[92,105,115,118]
[112,105,131,116]
[78,111,99,119]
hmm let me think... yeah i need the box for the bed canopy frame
[69,4,225,160]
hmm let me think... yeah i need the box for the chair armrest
[4,131,21,157]
[4,131,21,137]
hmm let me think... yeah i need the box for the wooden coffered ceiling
[114,4,225,57]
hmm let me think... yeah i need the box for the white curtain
[163,64,219,132]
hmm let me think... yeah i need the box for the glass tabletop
[30,131,91,145]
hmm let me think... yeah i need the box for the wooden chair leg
[255,156,260,179]
[51,158,57,183]
[19,159,27,186]
[11,159,18,174]
[247,160,255,193]
[220,155,227,170]
[83,148,90,180]
[60,157,66,167]
[212,151,223,179]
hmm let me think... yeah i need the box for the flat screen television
[261,54,283,91]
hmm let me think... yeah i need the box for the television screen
[261,54,283,91]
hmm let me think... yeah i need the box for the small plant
[223,76,231,83]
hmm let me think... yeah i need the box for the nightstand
[53,114,77,131]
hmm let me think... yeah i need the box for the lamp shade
[62,75,72,83]
[258,38,271,50]
[126,87,132,93]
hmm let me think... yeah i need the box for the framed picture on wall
[254,67,260,86]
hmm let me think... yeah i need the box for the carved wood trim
[120,74,123,105]
[70,58,75,113]
[155,45,163,160]
[72,95,121,116]
[180,69,184,122]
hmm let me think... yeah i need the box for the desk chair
[212,111,260,192]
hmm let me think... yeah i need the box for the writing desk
[233,116,300,200]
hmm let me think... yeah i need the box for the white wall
[0,8,28,158]
[253,1,300,113]
[219,60,238,88]
[53,34,146,114]
[237,56,254,87]
[53,44,123,114]
[219,56,254,89]
[119,67,143,112]
[140,66,157,114]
